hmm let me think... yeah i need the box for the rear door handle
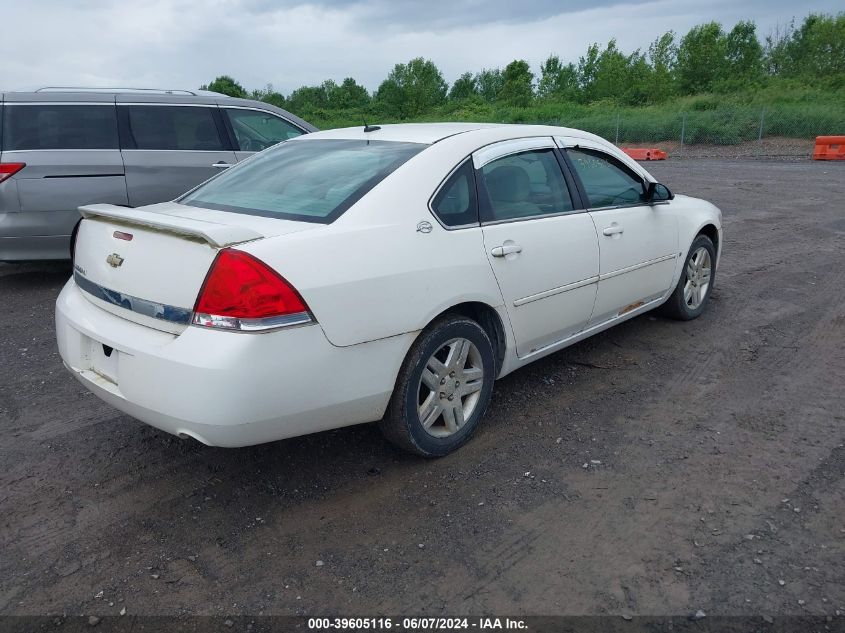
[602,224,624,236]
[491,244,523,257]
[212,161,231,169]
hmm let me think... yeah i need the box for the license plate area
[88,337,119,384]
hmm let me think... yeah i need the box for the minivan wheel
[660,234,716,320]
[380,315,495,457]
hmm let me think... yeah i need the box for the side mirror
[644,182,674,203]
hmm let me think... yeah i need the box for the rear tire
[661,234,716,321]
[380,315,495,457]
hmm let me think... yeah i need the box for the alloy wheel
[684,246,712,309]
[417,337,485,438]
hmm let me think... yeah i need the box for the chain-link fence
[555,105,845,158]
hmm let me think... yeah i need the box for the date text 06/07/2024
[306,617,528,630]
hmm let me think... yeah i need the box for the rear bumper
[56,279,412,447]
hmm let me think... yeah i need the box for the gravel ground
[1,159,844,621]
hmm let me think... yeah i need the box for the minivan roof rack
[32,87,225,96]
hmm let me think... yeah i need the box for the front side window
[225,109,303,152]
[2,105,118,151]
[430,159,478,227]
[181,139,425,223]
[124,106,224,151]
[479,149,574,222]
[566,148,645,208]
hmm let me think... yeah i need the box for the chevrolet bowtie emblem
[106,253,124,268]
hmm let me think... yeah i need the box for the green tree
[449,72,478,100]
[537,55,580,101]
[260,90,287,109]
[313,78,371,110]
[676,22,728,93]
[331,77,371,109]
[779,13,845,78]
[764,20,794,75]
[589,40,630,102]
[577,43,600,97]
[375,58,448,117]
[499,59,534,106]
[647,32,677,102]
[623,50,653,105]
[248,83,286,108]
[286,85,330,113]
[320,80,340,107]
[475,68,504,102]
[201,75,247,98]
[725,20,764,80]
[577,40,638,103]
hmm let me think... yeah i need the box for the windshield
[180,138,425,223]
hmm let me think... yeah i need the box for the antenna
[363,119,381,133]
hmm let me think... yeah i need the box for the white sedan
[56,123,721,457]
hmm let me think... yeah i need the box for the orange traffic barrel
[813,136,845,160]
[621,148,668,161]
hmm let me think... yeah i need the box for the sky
[1,0,841,95]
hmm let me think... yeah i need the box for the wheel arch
[428,301,508,376]
[696,223,720,264]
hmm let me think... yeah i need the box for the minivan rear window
[2,104,119,151]
[180,139,425,224]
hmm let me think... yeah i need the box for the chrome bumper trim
[73,272,193,325]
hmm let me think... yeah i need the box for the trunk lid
[73,202,320,333]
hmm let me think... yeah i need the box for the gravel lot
[1,159,843,620]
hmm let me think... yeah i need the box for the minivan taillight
[0,163,25,184]
[192,249,313,331]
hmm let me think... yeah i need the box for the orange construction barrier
[621,148,668,161]
[813,136,845,160]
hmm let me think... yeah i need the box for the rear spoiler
[79,204,263,248]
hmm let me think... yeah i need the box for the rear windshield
[180,138,425,223]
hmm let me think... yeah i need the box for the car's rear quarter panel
[238,140,508,348]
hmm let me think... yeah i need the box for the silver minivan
[0,88,317,261]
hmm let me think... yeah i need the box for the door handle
[491,243,523,257]
[602,224,624,236]
[212,161,231,169]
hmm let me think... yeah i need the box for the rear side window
[181,139,425,224]
[123,106,224,151]
[225,108,303,151]
[2,104,118,151]
[566,148,645,208]
[430,159,478,227]
[479,149,574,222]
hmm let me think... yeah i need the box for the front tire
[661,234,716,320]
[380,315,495,457]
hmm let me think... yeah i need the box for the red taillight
[192,249,312,331]
[0,163,25,184]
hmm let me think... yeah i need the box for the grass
[301,79,845,145]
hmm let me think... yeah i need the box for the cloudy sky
[2,0,840,95]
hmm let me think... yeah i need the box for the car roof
[300,122,610,146]
[302,123,502,144]
[296,122,653,189]
[0,88,318,132]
